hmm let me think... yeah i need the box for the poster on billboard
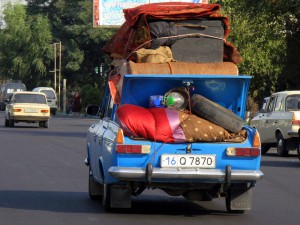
[93,0,208,27]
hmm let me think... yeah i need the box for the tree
[26,0,115,92]
[278,1,300,90]
[211,0,288,108]
[0,3,53,89]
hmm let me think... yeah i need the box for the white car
[32,87,58,115]
[250,91,300,157]
[4,91,51,128]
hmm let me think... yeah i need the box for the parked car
[0,82,26,110]
[250,91,300,156]
[32,87,57,115]
[4,91,50,128]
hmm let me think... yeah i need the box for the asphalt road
[0,112,300,225]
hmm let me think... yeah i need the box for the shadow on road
[261,153,300,168]
[0,190,102,213]
[0,190,242,217]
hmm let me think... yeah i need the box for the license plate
[24,109,38,113]
[161,154,216,168]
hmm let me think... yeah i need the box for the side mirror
[86,104,101,117]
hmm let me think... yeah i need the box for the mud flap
[227,187,252,210]
[110,185,131,208]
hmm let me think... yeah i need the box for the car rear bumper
[11,116,50,121]
[288,130,299,137]
[108,166,264,182]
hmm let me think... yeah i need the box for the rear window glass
[2,83,26,97]
[41,90,56,99]
[286,95,300,111]
[14,94,47,104]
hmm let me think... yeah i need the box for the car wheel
[88,171,103,199]
[225,191,245,214]
[297,138,300,161]
[191,94,244,133]
[276,133,288,157]
[102,183,112,211]
[9,117,14,127]
[44,120,49,128]
[4,118,9,127]
[261,143,270,155]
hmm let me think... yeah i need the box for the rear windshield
[40,90,56,99]
[286,95,300,111]
[3,83,26,96]
[14,94,47,104]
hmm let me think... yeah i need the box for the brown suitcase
[171,20,224,63]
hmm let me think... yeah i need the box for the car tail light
[13,108,22,112]
[252,131,261,147]
[41,109,49,113]
[116,129,124,144]
[226,147,260,157]
[292,113,300,124]
[226,131,261,157]
[116,144,151,154]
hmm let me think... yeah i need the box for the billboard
[93,0,208,27]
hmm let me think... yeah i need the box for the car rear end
[10,103,50,122]
[286,93,300,137]
[9,92,50,122]
[110,125,262,182]
[103,74,263,211]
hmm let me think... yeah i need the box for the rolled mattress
[129,61,238,75]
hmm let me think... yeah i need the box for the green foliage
[1,0,115,92]
[210,0,295,109]
[0,3,53,89]
[80,84,103,109]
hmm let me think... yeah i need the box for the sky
[0,0,27,12]
[0,0,27,28]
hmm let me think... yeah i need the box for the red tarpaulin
[102,2,242,64]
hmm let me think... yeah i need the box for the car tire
[102,183,112,211]
[4,118,9,127]
[9,117,14,127]
[191,94,244,133]
[297,138,300,161]
[261,143,270,155]
[276,133,288,157]
[44,120,49,128]
[88,171,103,199]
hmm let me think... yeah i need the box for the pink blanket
[116,104,246,143]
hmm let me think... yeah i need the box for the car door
[257,95,278,143]
[88,121,104,181]
[270,94,288,138]
[4,94,14,119]
[90,92,115,181]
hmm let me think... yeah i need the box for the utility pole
[52,42,62,111]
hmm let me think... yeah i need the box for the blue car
[85,73,263,213]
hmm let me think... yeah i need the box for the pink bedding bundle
[115,104,246,143]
